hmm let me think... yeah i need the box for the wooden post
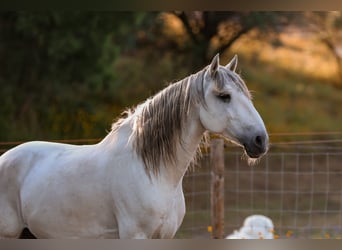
[210,138,225,239]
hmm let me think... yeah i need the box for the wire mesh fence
[1,134,342,239]
[176,138,342,239]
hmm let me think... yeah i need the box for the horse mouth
[244,147,265,158]
[243,142,268,159]
[239,132,269,159]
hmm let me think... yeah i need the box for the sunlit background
[1,11,342,239]
[1,11,341,141]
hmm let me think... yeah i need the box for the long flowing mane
[111,69,206,176]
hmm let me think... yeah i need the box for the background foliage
[0,11,341,141]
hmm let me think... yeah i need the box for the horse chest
[113,181,186,239]
[150,196,185,238]
[141,201,185,238]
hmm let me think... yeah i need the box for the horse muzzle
[242,133,269,159]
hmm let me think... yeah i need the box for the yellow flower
[286,230,293,238]
[207,226,213,233]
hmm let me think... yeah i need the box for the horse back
[0,141,77,187]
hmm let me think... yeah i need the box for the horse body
[0,54,268,238]
[0,122,193,238]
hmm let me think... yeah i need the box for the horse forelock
[216,67,252,100]
[111,69,206,176]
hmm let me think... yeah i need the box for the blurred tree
[0,11,156,140]
[305,11,342,84]
[166,11,295,70]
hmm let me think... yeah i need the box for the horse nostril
[255,135,263,148]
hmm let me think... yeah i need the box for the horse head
[199,54,269,160]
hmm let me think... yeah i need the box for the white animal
[0,54,268,238]
[226,215,274,239]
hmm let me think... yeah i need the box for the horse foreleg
[119,232,149,239]
[117,222,149,239]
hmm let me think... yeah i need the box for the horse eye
[217,93,231,103]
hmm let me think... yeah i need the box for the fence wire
[177,135,342,239]
[1,133,342,239]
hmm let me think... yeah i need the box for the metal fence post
[210,138,225,239]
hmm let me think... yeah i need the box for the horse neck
[158,106,205,186]
[99,112,205,187]
[101,73,207,187]
[141,74,206,186]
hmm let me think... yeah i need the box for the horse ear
[225,54,238,72]
[209,53,220,78]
